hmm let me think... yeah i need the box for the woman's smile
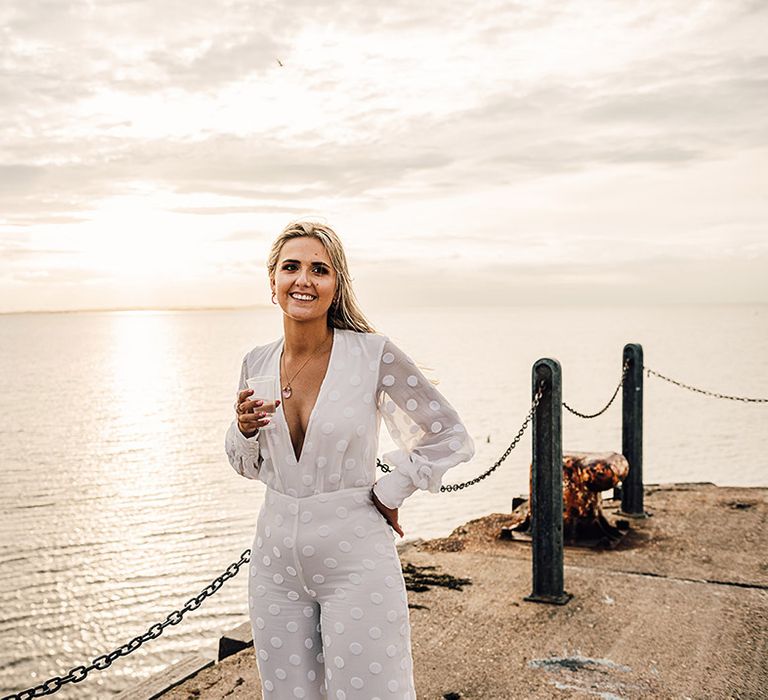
[272,236,337,322]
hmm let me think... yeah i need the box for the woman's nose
[296,267,311,286]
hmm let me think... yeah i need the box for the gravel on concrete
[160,484,768,700]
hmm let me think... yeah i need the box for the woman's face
[271,236,338,324]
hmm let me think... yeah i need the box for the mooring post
[524,358,572,605]
[618,343,647,517]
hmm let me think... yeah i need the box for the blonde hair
[267,221,375,333]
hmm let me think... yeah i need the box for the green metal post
[525,358,572,605]
[620,343,647,517]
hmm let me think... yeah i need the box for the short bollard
[524,358,572,605]
[619,343,648,518]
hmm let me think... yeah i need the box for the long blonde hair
[267,221,375,333]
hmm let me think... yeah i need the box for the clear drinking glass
[245,375,277,431]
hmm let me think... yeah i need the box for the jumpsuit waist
[254,486,394,603]
[262,485,376,515]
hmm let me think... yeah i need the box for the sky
[1,0,767,313]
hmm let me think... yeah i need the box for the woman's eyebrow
[280,258,331,267]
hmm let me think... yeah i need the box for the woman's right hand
[371,489,404,538]
[235,389,275,437]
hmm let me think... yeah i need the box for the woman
[225,221,474,699]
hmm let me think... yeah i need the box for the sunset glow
[1,1,766,311]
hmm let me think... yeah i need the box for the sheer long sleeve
[224,355,262,479]
[372,338,474,509]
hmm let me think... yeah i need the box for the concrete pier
[147,483,767,699]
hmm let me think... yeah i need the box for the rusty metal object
[563,451,627,526]
[502,451,631,548]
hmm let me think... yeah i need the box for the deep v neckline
[277,328,337,464]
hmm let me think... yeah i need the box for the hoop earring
[271,292,277,305]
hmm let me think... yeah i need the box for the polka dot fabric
[372,339,475,509]
[225,328,474,697]
[225,329,474,509]
[250,487,415,699]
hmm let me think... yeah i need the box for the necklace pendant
[282,385,292,399]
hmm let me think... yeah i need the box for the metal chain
[377,382,545,491]
[644,367,768,403]
[562,359,630,419]
[3,549,251,700]
[10,361,764,699]
[10,383,553,698]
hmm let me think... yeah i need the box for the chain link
[377,382,545,491]
[2,549,251,700]
[10,359,764,699]
[9,382,555,698]
[562,359,629,419]
[644,367,768,403]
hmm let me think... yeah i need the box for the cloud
[10,267,99,284]
[354,253,768,309]
[399,53,768,179]
[0,164,46,192]
[3,215,89,227]
[2,2,765,216]
[0,134,455,218]
[0,242,76,260]
[581,60,768,135]
[172,204,310,216]
[219,229,277,242]
[146,34,282,91]
[1,0,766,310]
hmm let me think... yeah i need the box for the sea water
[0,305,765,697]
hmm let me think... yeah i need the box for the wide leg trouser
[249,486,416,700]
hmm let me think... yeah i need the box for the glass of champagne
[245,376,277,431]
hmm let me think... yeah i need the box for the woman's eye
[280,263,328,274]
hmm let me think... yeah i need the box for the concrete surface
[156,484,767,700]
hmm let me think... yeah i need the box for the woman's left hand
[371,490,404,538]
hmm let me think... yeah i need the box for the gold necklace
[280,334,332,399]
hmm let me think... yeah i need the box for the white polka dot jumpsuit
[225,329,475,699]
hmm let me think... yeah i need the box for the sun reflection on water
[107,311,176,428]
[97,312,183,545]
